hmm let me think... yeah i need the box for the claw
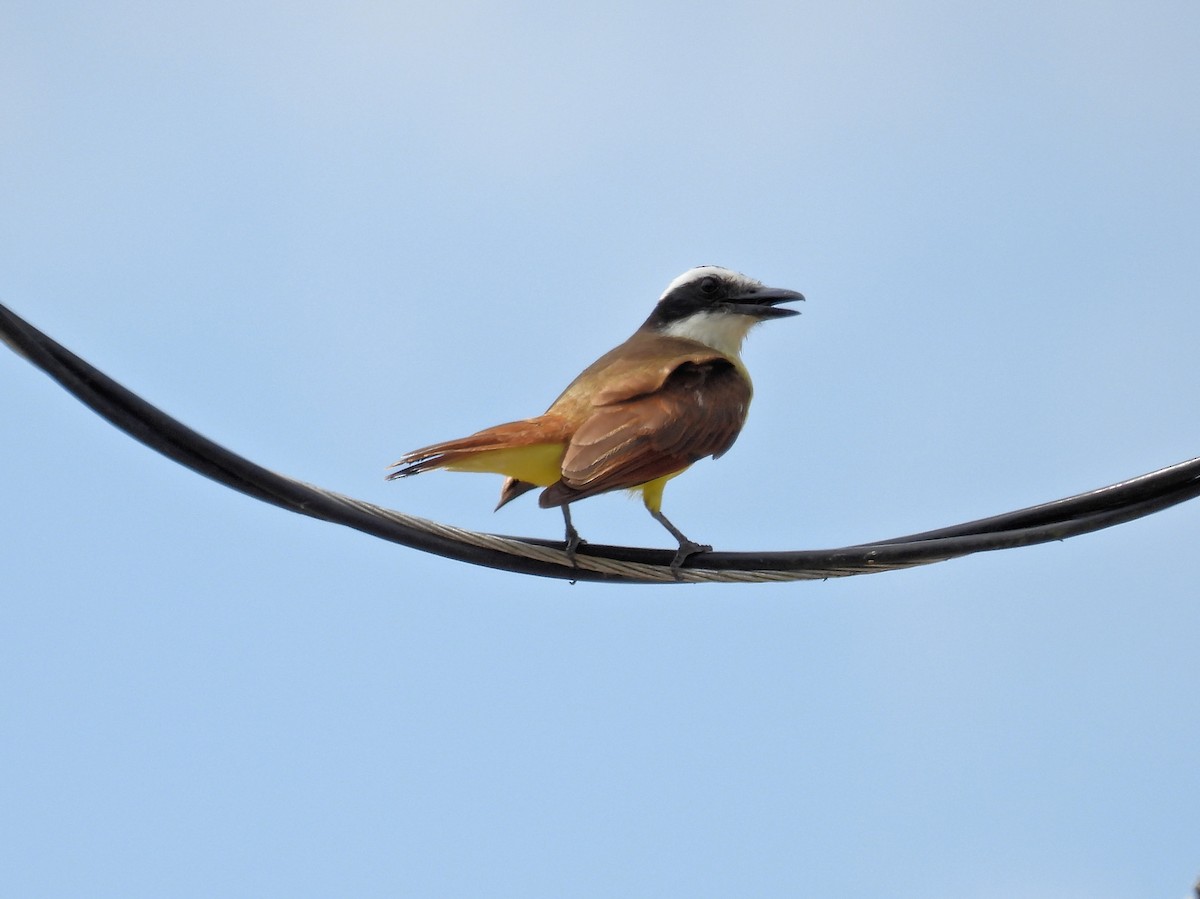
[648,508,711,578]
[561,505,586,568]
[669,539,712,578]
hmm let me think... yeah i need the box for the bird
[387,265,804,572]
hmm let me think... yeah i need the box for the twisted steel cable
[3,302,1198,585]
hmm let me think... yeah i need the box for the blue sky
[3,2,1199,896]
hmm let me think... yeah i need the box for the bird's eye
[699,276,719,295]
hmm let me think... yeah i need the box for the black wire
[3,301,1198,584]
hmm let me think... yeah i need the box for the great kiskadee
[388,265,804,571]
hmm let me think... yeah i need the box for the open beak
[724,285,806,319]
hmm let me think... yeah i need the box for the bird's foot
[561,507,587,569]
[564,529,587,567]
[669,540,712,578]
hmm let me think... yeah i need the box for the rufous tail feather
[387,415,570,480]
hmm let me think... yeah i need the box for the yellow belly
[444,443,566,486]
[447,443,691,509]
[633,468,689,513]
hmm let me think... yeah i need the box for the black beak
[724,286,805,319]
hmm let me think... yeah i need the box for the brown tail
[386,415,570,479]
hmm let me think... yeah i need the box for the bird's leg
[649,509,712,575]
[561,504,586,566]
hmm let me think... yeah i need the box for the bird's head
[642,266,805,357]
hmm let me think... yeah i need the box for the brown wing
[538,358,752,508]
[544,332,738,418]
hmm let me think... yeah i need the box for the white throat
[661,311,757,359]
